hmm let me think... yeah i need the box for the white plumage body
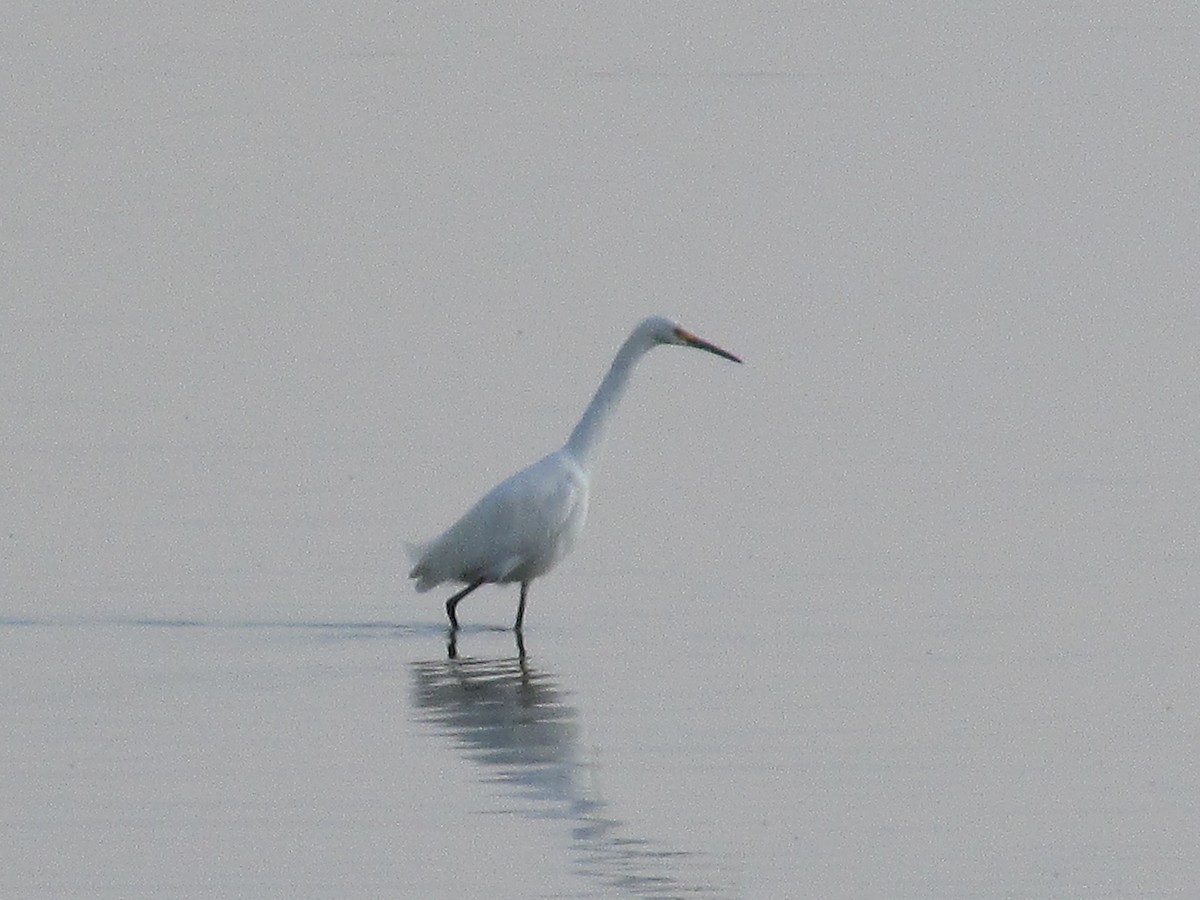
[409,449,588,591]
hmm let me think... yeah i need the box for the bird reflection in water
[411,635,727,899]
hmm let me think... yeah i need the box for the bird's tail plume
[404,540,438,591]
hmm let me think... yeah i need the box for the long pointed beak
[676,328,743,364]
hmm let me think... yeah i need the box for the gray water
[4,3,1198,898]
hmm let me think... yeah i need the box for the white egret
[407,315,741,631]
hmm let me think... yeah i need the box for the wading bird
[407,316,741,631]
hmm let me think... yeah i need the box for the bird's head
[641,315,742,364]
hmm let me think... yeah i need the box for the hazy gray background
[3,3,1198,898]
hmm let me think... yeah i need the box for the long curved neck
[564,331,653,473]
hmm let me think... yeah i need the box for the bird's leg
[445,579,484,630]
[514,581,529,631]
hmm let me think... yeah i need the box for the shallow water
[2,614,735,898]
[5,565,1197,897]
[4,2,1199,897]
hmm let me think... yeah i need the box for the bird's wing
[410,451,586,588]
[475,453,584,578]
[501,453,588,577]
